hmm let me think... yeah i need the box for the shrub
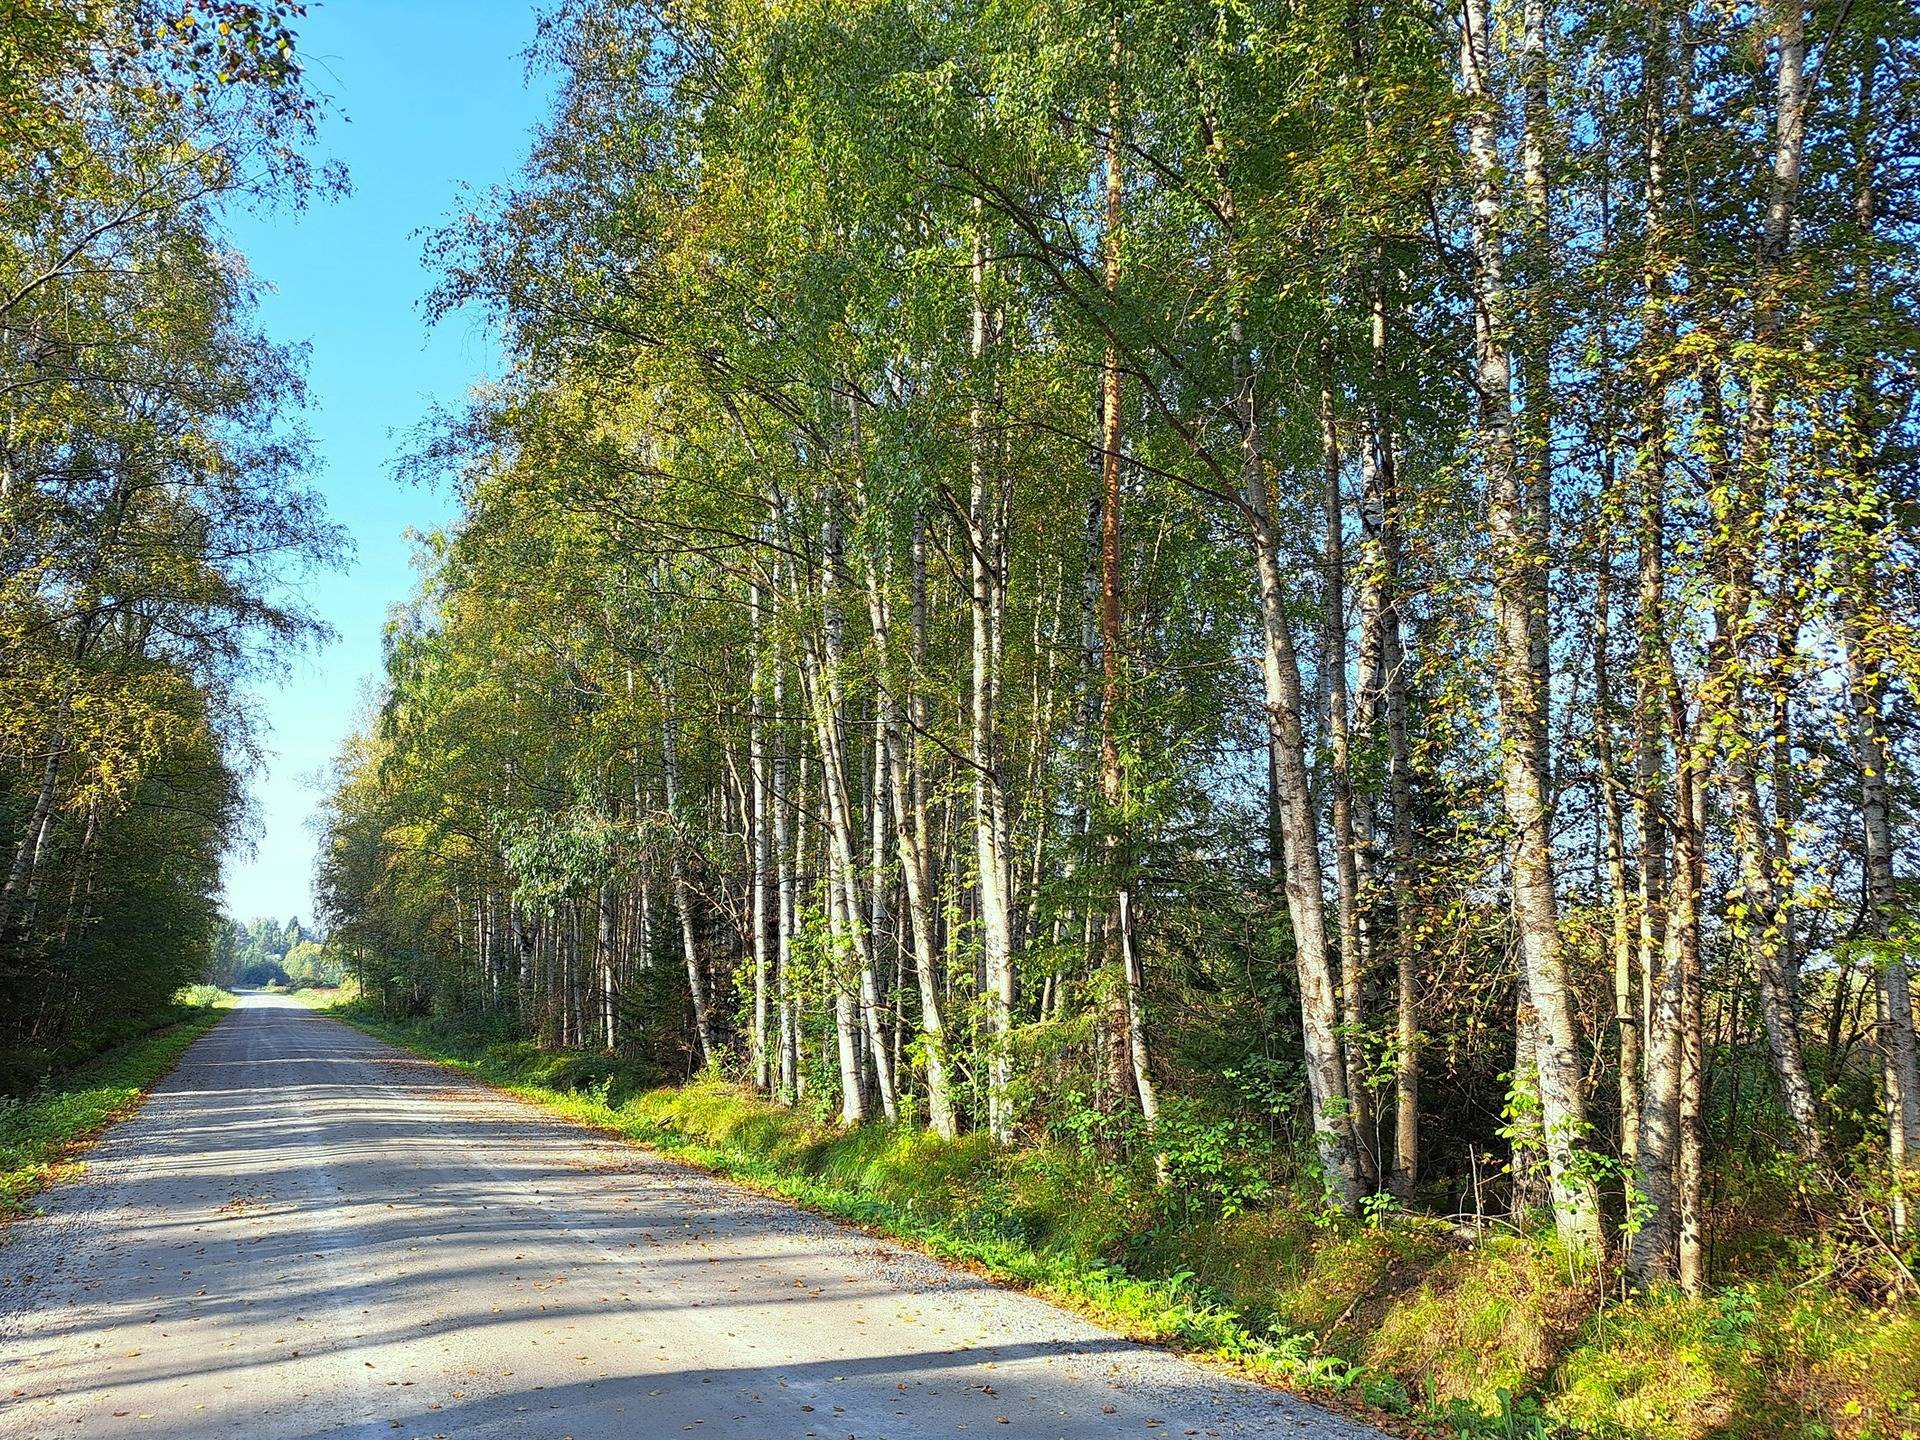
[1549,1289,1776,1440]
[1367,1234,1588,1413]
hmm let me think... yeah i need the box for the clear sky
[217,2,553,928]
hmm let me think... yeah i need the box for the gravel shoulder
[0,994,1383,1440]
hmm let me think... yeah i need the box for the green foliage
[282,939,344,988]
[1151,1098,1277,1221]
[1,3,335,1066]
[1436,1392,1561,1440]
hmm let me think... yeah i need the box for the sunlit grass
[329,1004,1410,1416]
[331,1004,1920,1440]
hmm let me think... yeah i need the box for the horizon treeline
[0,2,336,1083]
[320,0,1920,1290]
[210,914,341,989]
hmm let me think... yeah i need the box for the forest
[208,915,340,988]
[324,0,1919,1289]
[4,0,1920,1434]
[0,1,335,1085]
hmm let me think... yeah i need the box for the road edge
[323,1005,1407,1440]
[1,1004,231,1229]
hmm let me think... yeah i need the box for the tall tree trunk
[864,520,957,1137]
[749,576,773,1090]
[1633,746,1689,1283]
[598,878,618,1051]
[967,216,1017,1144]
[804,510,880,1125]
[1627,7,1674,1270]
[1322,346,1374,1187]
[1370,280,1420,1203]
[1836,52,1920,1234]
[1098,44,1160,1140]
[1846,607,1920,1232]
[1518,0,1554,791]
[661,696,715,1068]
[864,719,900,1121]
[835,399,900,1122]
[1589,164,1638,1169]
[1677,763,1707,1293]
[1234,319,1360,1212]
[1461,0,1602,1259]
[1723,757,1822,1156]
[1595,505,1639,1165]
[770,563,800,1104]
[1651,0,1814,1287]
[1194,129,1358,1208]
[0,711,66,945]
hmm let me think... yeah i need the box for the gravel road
[0,995,1382,1439]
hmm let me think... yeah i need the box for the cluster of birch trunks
[318,0,1920,1294]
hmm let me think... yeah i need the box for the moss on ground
[1366,1233,1589,1413]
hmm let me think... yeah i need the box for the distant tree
[236,959,290,989]
[209,919,242,987]
[282,938,342,988]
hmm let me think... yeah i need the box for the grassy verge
[328,1004,1920,1440]
[0,995,230,1222]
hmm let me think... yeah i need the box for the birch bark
[1460,0,1601,1257]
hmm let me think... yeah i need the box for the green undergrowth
[0,988,228,1094]
[334,1005,1920,1440]
[0,993,230,1220]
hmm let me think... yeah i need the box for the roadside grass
[289,983,355,1006]
[0,992,230,1222]
[329,1004,1920,1440]
[329,1005,1421,1431]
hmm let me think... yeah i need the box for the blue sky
[218,2,553,927]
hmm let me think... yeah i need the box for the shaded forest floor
[325,1003,1919,1440]
[0,994,229,1223]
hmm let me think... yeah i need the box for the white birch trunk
[1460,0,1602,1258]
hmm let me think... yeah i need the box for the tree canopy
[317,0,1920,1301]
[1,0,339,1083]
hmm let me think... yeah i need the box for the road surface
[0,995,1379,1439]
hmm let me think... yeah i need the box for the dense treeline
[322,0,1920,1296]
[0,2,335,1083]
[208,914,340,988]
